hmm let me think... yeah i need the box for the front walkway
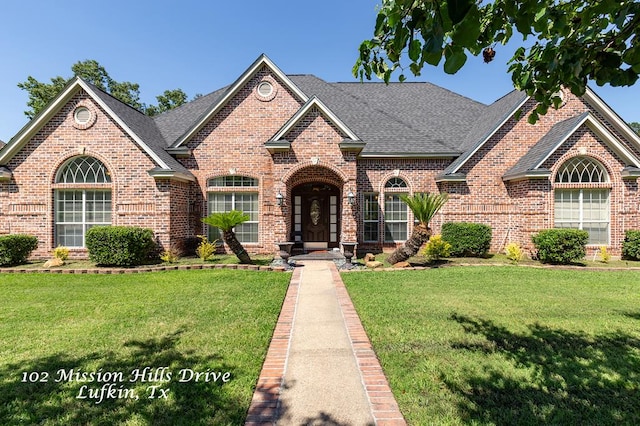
[245,261,405,425]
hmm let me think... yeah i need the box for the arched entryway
[291,182,341,250]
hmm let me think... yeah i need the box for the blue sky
[1,0,638,142]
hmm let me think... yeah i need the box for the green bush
[422,234,451,262]
[531,229,588,264]
[622,230,640,260]
[441,222,492,257]
[0,234,38,266]
[86,226,157,266]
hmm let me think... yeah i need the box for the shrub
[86,226,156,267]
[622,230,640,260]
[160,246,181,264]
[422,234,451,262]
[598,246,611,264]
[504,242,524,264]
[0,234,38,266]
[441,222,492,257]
[531,229,588,264]
[53,245,69,261]
[195,235,217,261]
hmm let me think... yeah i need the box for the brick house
[1,54,639,259]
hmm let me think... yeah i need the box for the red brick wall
[0,90,174,258]
[442,91,639,256]
[3,80,638,261]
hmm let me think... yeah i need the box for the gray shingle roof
[81,70,528,167]
[153,87,228,145]
[289,75,486,155]
[503,112,590,179]
[86,82,192,176]
[441,90,528,175]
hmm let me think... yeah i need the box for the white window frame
[54,156,112,248]
[554,189,610,245]
[363,193,379,242]
[553,156,610,245]
[384,192,408,242]
[55,190,112,247]
[207,192,259,244]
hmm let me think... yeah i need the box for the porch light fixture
[347,190,355,205]
[276,191,284,206]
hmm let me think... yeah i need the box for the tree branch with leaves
[355,0,639,123]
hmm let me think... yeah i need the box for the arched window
[385,177,408,188]
[55,156,112,247]
[554,156,609,184]
[207,175,259,243]
[57,156,111,184]
[383,177,409,242]
[554,157,610,244]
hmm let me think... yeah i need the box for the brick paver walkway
[246,261,405,425]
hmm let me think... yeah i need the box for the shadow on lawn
[0,330,245,425]
[447,313,640,425]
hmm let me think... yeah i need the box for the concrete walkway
[246,261,405,425]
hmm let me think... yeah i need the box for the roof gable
[270,95,359,142]
[170,54,308,148]
[503,112,640,181]
[0,77,193,181]
[441,90,529,177]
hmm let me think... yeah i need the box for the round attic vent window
[72,105,96,129]
[257,81,274,99]
[74,107,91,124]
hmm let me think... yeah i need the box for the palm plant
[387,192,448,265]
[201,210,253,264]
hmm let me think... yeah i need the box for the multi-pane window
[207,176,259,243]
[384,193,408,241]
[382,178,409,242]
[363,193,379,242]
[554,157,610,245]
[207,176,258,187]
[54,156,112,247]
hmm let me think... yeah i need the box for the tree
[201,210,253,265]
[630,122,640,135]
[355,0,640,123]
[145,89,189,116]
[18,59,188,118]
[387,192,449,265]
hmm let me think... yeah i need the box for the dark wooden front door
[291,183,340,249]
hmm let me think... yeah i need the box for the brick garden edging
[245,264,301,424]
[0,263,287,274]
[330,263,407,425]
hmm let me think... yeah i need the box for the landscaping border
[0,263,288,274]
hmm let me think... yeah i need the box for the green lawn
[343,266,640,425]
[0,270,289,425]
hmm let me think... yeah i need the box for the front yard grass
[1,254,275,270]
[0,270,289,425]
[343,266,640,425]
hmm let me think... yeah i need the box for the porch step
[290,250,345,261]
